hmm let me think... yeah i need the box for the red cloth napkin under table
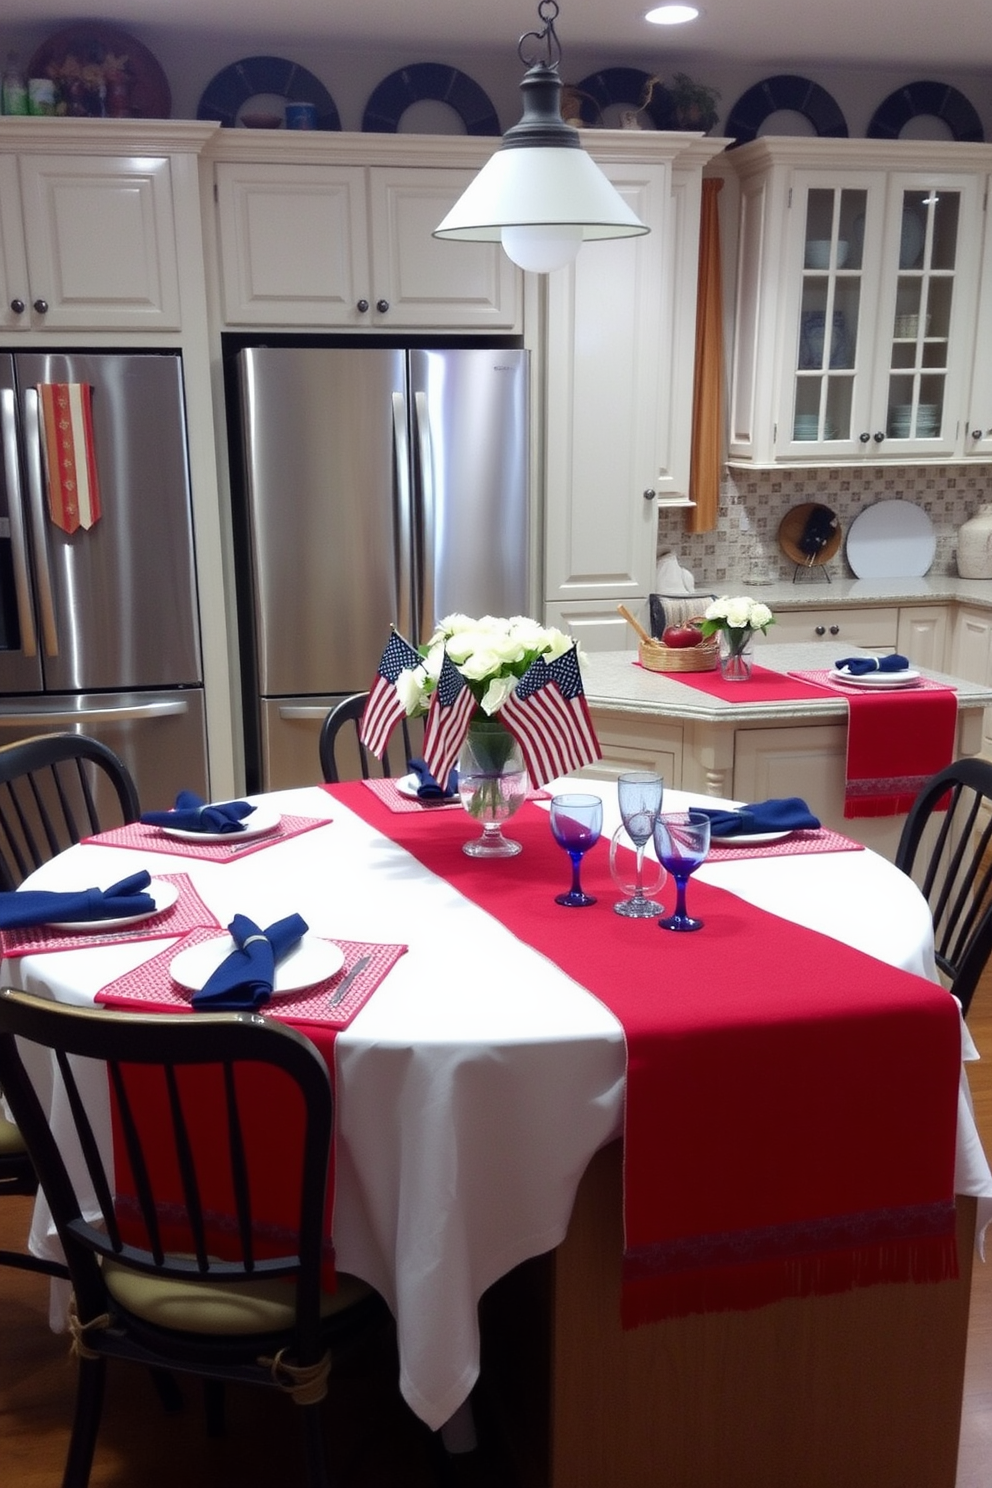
[330,782,962,1328]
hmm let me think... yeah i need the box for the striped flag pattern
[499,645,601,788]
[421,651,476,786]
[37,383,102,534]
[360,631,423,758]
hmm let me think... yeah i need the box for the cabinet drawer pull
[33,299,48,314]
[829,624,839,635]
[9,298,24,314]
[815,625,825,636]
[873,430,884,442]
[356,299,369,313]
[376,298,390,314]
[859,432,871,443]
[643,489,656,502]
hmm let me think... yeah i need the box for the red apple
[662,623,703,648]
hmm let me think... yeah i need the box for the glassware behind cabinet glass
[612,771,665,918]
[653,810,711,932]
[550,794,603,907]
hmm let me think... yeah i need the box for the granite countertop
[582,642,992,725]
[721,575,992,610]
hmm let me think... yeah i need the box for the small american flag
[500,645,601,788]
[360,631,423,758]
[422,652,476,786]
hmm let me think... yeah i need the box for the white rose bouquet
[396,613,577,719]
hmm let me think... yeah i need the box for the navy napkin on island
[695,797,821,837]
[834,654,910,676]
[406,757,460,800]
[191,912,309,1011]
[0,870,155,929]
[140,790,255,833]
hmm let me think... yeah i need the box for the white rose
[704,597,731,622]
[396,666,429,714]
[749,602,773,629]
[480,675,516,714]
[724,597,753,628]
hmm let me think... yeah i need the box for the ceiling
[7,0,992,73]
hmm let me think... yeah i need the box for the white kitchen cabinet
[951,605,992,754]
[727,138,992,466]
[543,134,727,631]
[896,604,949,670]
[753,606,899,650]
[965,172,992,458]
[583,707,683,785]
[0,145,183,332]
[214,160,520,330]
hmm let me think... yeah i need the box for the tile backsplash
[658,465,992,589]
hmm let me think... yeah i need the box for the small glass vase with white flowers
[699,597,775,682]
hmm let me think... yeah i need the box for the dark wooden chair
[318,692,420,783]
[0,989,389,1488]
[895,757,992,1017]
[0,732,140,891]
[0,733,139,1277]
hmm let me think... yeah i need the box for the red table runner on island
[636,660,832,705]
[328,782,962,1326]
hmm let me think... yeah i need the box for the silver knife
[329,954,371,1006]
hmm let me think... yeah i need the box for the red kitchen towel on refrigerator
[37,383,102,533]
[790,670,958,817]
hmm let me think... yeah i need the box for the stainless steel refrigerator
[234,345,531,790]
[0,351,208,812]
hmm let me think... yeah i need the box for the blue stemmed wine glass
[653,810,711,932]
[550,794,603,908]
[613,771,665,918]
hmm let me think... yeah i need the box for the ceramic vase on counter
[957,506,992,579]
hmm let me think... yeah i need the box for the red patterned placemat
[95,925,406,1027]
[0,874,221,959]
[86,814,332,861]
[788,669,953,697]
[706,828,865,862]
[362,777,462,813]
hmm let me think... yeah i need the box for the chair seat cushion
[103,1258,374,1336]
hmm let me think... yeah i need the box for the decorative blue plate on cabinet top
[362,64,499,135]
[868,81,983,142]
[197,56,340,130]
[726,75,848,148]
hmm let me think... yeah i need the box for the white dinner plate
[829,667,921,688]
[845,499,935,578]
[710,830,793,847]
[49,879,180,932]
[169,933,343,997]
[396,773,422,799]
[158,806,281,843]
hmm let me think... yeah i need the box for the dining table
[3,777,991,1488]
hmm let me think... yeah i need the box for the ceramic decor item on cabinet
[867,81,984,143]
[197,56,340,130]
[28,24,170,118]
[725,75,847,147]
[361,63,499,135]
[846,499,936,578]
[957,506,992,578]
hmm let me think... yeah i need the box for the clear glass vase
[719,628,754,682]
[457,715,528,858]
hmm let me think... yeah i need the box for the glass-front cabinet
[726,139,992,465]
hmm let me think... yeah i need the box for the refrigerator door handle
[22,388,59,658]
[412,389,435,641]
[0,387,38,658]
[278,705,329,720]
[391,390,415,638]
[0,698,191,727]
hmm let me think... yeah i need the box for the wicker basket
[639,636,719,673]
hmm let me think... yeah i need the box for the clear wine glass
[613,771,665,918]
[549,794,603,908]
[653,810,711,932]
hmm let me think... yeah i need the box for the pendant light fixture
[433,0,649,273]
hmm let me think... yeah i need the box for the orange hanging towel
[37,383,102,534]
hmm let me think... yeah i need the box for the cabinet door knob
[643,489,656,502]
[873,431,884,442]
[376,299,390,314]
[356,299,369,313]
[972,429,983,440]
[33,299,48,315]
[859,432,871,443]
[815,625,825,636]
[9,299,24,314]
[829,624,839,635]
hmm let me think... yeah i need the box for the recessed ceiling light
[645,5,701,24]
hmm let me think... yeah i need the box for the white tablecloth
[4,781,991,1432]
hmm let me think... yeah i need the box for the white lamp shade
[434,146,648,244]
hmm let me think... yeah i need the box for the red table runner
[638,660,832,704]
[328,782,962,1326]
[790,670,958,817]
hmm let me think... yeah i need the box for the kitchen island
[579,640,992,859]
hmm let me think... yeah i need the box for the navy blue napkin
[0,871,155,929]
[191,912,309,1011]
[695,798,821,837]
[140,790,255,833]
[406,757,460,800]
[834,654,911,676]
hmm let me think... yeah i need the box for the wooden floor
[2,982,992,1488]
